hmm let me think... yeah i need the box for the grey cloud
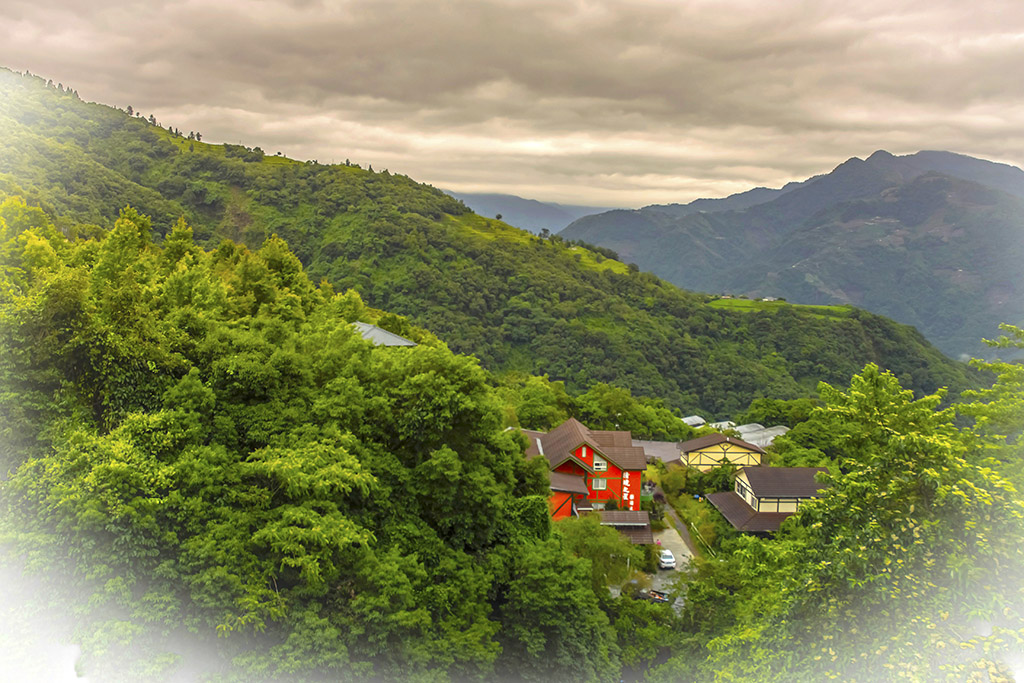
[2,0,1024,205]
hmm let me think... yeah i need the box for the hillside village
[365,316,818,560]
[520,414,827,578]
[1,66,1021,682]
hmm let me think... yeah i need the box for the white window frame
[593,455,608,472]
[591,477,608,490]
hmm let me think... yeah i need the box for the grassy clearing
[449,215,631,275]
[708,298,851,318]
[446,213,534,245]
[156,128,301,167]
[567,246,630,275]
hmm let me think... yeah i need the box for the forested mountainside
[1,197,1022,682]
[0,70,978,416]
[561,150,1024,359]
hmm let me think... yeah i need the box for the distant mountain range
[446,191,614,233]
[560,150,1024,359]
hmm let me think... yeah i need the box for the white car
[658,549,676,570]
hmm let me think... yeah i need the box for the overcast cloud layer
[3,0,1024,206]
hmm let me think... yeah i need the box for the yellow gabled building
[708,466,829,533]
[672,433,765,471]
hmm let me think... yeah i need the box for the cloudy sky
[3,0,1023,206]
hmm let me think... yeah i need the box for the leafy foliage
[653,364,1024,681]
[0,201,600,680]
[1,69,1018,683]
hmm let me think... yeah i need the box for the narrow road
[663,503,699,556]
[649,509,693,596]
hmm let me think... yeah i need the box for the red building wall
[551,444,641,512]
[549,491,575,519]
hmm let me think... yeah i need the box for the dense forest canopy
[0,68,979,418]
[0,198,632,680]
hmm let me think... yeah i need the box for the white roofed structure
[352,322,417,347]
[738,425,790,448]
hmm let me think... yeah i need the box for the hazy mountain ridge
[446,191,614,233]
[561,150,1024,357]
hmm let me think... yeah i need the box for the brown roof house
[522,418,653,543]
[668,433,766,471]
[707,466,828,533]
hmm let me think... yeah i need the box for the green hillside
[0,69,978,415]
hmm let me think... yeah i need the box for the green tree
[493,539,620,682]
[654,364,1024,682]
[554,514,644,592]
[961,324,1024,486]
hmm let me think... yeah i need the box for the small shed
[599,510,654,545]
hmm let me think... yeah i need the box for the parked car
[641,589,670,603]
[658,549,676,570]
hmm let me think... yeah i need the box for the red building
[523,418,648,519]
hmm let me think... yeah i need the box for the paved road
[649,520,692,595]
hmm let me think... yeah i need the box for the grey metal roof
[632,439,681,463]
[599,510,653,544]
[682,415,707,427]
[352,322,417,347]
[735,423,766,435]
[740,425,790,448]
[598,510,651,526]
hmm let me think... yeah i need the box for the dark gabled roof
[599,510,653,544]
[522,430,546,458]
[522,418,647,471]
[616,526,655,545]
[596,445,647,471]
[598,510,651,527]
[549,471,589,495]
[706,492,793,533]
[538,417,592,467]
[352,322,417,347]
[678,433,766,455]
[741,467,829,498]
[591,430,633,449]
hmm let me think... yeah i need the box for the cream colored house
[673,433,765,471]
[708,466,828,533]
